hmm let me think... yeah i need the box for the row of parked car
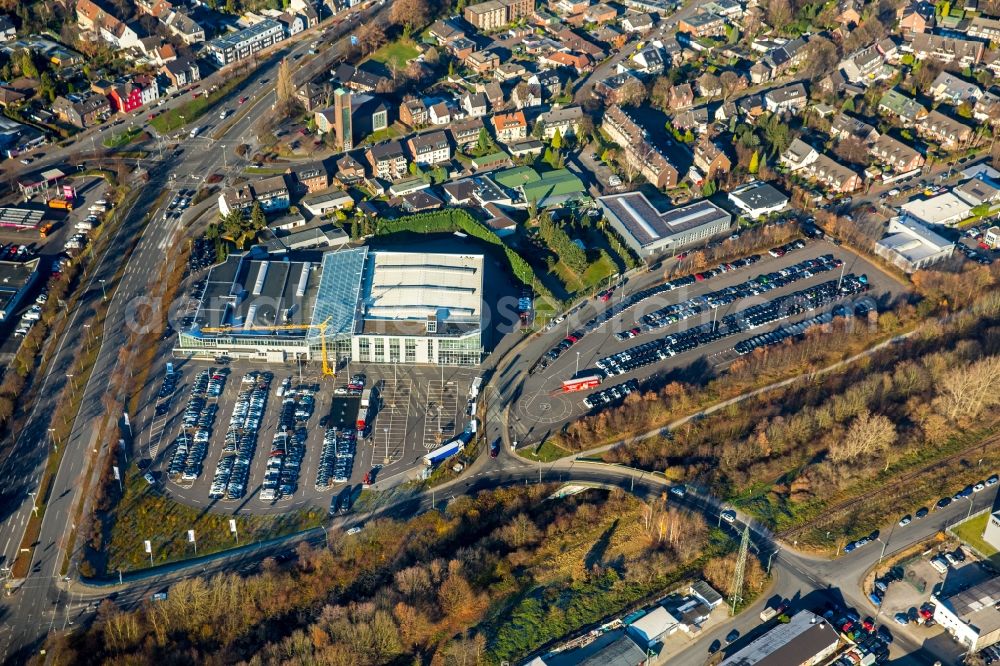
[595,275,871,377]
[582,379,639,409]
[168,369,226,481]
[208,373,272,500]
[259,428,305,502]
[316,427,356,488]
[641,254,843,330]
[734,304,866,356]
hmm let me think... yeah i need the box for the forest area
[555,263,1000,546]
[49,486,765,666]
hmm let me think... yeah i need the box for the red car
[490,441,500,458]
[238,96,248,104]
[677,252,688,260]
[598,288,613,302]
[862,618,875,632]
[979,241,991,250]
[694,273,705,281]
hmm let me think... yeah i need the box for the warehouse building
[933,575,1000,653]
[597,192,731,259]
[176,247,484,366]
[719,610,841,666]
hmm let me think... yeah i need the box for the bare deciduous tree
[829,409,897,462]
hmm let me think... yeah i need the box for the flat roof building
[598,192,731,259]
[176,247,484,366]
[727,181,789,219]
[933,575,1000,653]
[0,257,39,320]
[719,610,841,666]
[900,192,971,226]
[874,216,954,273]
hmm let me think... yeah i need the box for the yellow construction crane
[201,316,335,377]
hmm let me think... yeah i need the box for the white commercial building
[727,181,789,219]
[932,575,1000,653]
[598,193,731,259]
[176,247,484,367]
[874,216,954,273]
[720,611,841,666]
[984,510,1000,551]
[900,192,971,226]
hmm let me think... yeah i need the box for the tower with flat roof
[333,87,353,152]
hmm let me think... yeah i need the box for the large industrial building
[719,610,841,666]
[0,258,40,321]
[175,247,484,367]
[597,193,731,259]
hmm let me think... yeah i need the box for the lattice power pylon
[729,524,751,615]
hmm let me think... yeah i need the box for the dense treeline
[54,486,755,665]
[537,213,588,274]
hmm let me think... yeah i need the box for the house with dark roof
[408,130,451,165]
[366,141,408,180]
[870,134,924,174]
[764,83,807,115]
[918,110,974,150]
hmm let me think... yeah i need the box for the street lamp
[48,427,57,453]
[99,279,107,302]
[65,373,76,401]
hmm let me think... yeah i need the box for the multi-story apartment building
[366,141,408,180]
[205,19,285,66]
[408,130,451,165]
[602,105,679,189]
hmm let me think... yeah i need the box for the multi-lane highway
[0,4,390,660]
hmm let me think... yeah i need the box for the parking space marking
[371,378,411,466]
[422,380,461,450]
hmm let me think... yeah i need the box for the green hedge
[375,209,559,305]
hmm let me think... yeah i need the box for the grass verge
[953,511,999,561]
[526,439,572,463]
[106,470,324,572]
[102,127,143,149]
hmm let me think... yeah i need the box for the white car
[346,526,362,535]
[721,510,737,524]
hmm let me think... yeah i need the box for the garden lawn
[368,38,420,70]
[954,511,1000,565]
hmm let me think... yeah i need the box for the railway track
[777,430,1000,539]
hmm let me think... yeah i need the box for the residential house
[595,72,643,104]
[277,12,306,37]
[52,93,110,128]
[428,19,466,44]
[830,113,880,144]
[0,15,15,41]
[540,51,591,74]
[448,37,477,60]
[673,107,710,134]
[493,110,528,143]
[622,13,654,32]
[555,28,606,60]
[536,106,584,139]
[669,83,694,110]
[512,82,543,109]
[878,89,928,123]
[975,91,1000,125]
[954,177,1000,207]
[908,33,984,67]
[108,77,159,113]
[602,105,679,188]
[429,102,451,125]
[929,72,983,106]
[918,110,973,150]
[408,130,451,165]
[693,140,731,181]
[870,134,925,173]
[253,176,291,212]
[696,74,723,98]
[781,138,820,171]
[631,45,665,75]
[461,92,489,118]
[286,162,329,194]
[897,0,930,36]
[968,16,1000,42]
[480,82,505,109]
[295,82,325,112]
[467,49,500,74]
[584,3,618,23]
[366,141,409,180]
[728,181,789,218]
[763,83,808,115]
[400,98,429,127]
[334,155,366,186]
[450,116,486,149]
[161,57,200,88]
[839,44,888,85]
[677,12,727,38]
[160,9,204,44]
[835,0,861,27]
[799,154,862,193]
[334,64,389,93]
[76,0,142,50]
[494,62,527,81]
[218,185,255,217]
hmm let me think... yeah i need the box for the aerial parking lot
[511,238,909,442]
[138,359,475,514]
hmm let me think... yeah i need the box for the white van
[930,556,949,574]
[189,126,201,138]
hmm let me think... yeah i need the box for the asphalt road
[0,4,390,660]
